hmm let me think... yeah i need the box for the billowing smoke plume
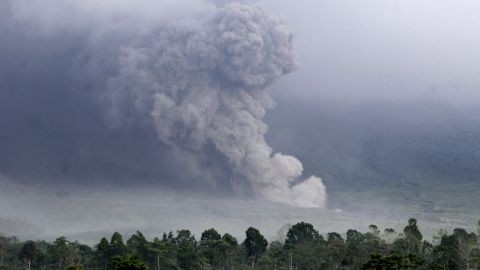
[106,3,326,208]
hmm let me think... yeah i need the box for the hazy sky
[246,0,480,106]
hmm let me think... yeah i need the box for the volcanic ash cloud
[106,3,327,208]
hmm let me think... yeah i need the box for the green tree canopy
[112,255,148,270]
[19,240,37,263]
[404,218,423,241]
[175,230,200,269]
[285,222,320,249]
[110,232,127,257]
[243,227,268,267]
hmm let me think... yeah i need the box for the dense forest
[1,219,479,270]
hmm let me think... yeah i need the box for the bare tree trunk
[289,251,293,270]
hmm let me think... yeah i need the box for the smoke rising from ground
[105,3,326,207]
[0,1,326,207]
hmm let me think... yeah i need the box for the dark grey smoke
[0,0,216,189]
[105,3,326,207]
[0,0,326,207]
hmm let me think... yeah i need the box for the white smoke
[106,3,327,208]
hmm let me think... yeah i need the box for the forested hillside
[266,98,480,224]
[1,219,479,270]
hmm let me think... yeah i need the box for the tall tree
[126,231,151,264]
[19,241,37,270]
[0,234,6,269]
[327,232,346,269]
[285,222,320,249]
[199,228,222,269]
[220,233,238,270]
[395,218,423,254]
[243,227,268,267]
[110,233,127,258]
[453,228,477,270]
[48,237,70,270]
[404,218,423,242]
[151,234,178,270]
[112,255,148,270]
[95,237,110,270]
[345,229,367,269]
[434,234,461,270]
[175,230,200,269]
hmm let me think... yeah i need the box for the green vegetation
[1,218,480,269]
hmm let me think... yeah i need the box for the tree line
[1,218,480,270]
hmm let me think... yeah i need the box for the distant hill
[266,96,480,216]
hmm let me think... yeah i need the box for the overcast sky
[2,0,480,193]
[242,0,480,107]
